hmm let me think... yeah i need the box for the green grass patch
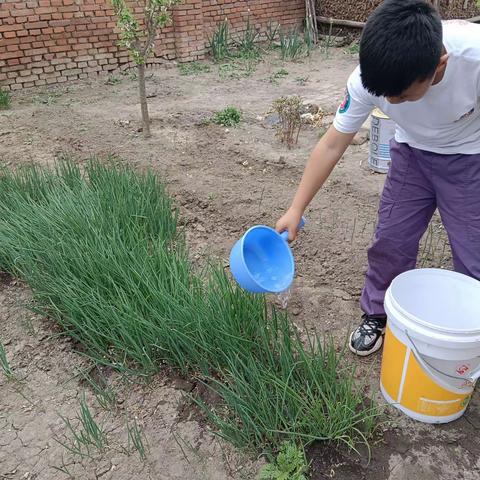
[0,88,11,110]
[269,69,289,85]
[178,61,211,76]
[0,340,14,379]
[211,106,241,126]
[0,160,377,456]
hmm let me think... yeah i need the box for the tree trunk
[137,63,151,139]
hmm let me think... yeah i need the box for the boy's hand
[275,207,304,242]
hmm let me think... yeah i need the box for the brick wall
[0,0,305,90]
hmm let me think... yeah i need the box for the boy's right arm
[276,125,356,240]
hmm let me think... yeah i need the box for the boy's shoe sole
[348,328,385,357]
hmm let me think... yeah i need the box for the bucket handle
[405,330,480,388]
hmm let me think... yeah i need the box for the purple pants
[361,140,480,316]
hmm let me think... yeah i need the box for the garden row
[0,160,377,476]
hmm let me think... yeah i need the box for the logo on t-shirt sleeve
[339,88,351,113]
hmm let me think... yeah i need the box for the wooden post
[305,0,318,44]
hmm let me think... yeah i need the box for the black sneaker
[349,314,387,356]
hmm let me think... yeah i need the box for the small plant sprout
[279,28,305,60]
[178,62,211,76]
[236,17,260,60]
[0,87,11,110]
[209,18,230,61]
[57,394,107,457]
[265,20,280,46]
[258,442,309,480]
[211,106,241,126]
[345,42,360,55]
[111,0,180,138]
[0,340,14,379]
[127,417,148,460]
[272,96,303,148]
[269,68,289,85]
[80,369,117,410]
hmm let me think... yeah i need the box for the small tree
[112,0,180,138]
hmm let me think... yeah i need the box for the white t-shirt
[333,20,480,154]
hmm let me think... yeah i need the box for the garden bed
[1,47,479,479]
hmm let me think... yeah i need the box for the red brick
[11,8,31,17]
[7,58,21,66]
[2,37,20,45]
[17,73,39,81]
[58,5,79,12]
[25,21,49,29]
[7,44,20,52]
[50,45,69,53]
[49,19,69,27]
[35,6,55,14]
[24,47,47,55]
[2,51,22,60]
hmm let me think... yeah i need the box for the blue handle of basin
[280,216,306,242]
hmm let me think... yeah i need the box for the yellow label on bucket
[380,324,407,401]
[380,326,471,422]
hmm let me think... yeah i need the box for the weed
[51,456,75,478]
[321,20,334,58]
[211,106,241,126]
[295,76,309,86]
[127,417,148,460]
[0,88,11,110]
[218,59,257,79]
[57,394,107,457]
[209,19,230,61]
[272,96,303,148]
[259,442,308,480]
[345,42,360,55]
[0,340,14,379]
[80,368,117,410]
[265,21,280,46]
[279,28,305,60]
[269,69,289,85]
[105,74,122,85]
[178,61,211,76]
[33,88,66,106]
[236,18,261,60]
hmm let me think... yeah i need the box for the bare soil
[1,47,479,479]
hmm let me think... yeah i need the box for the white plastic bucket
[381,268,480,423]
[369,108,395,173]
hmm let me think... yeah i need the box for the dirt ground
[1,47,480,479]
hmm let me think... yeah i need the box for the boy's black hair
[359,0,443,97]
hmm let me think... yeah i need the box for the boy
[276,0,480,356]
